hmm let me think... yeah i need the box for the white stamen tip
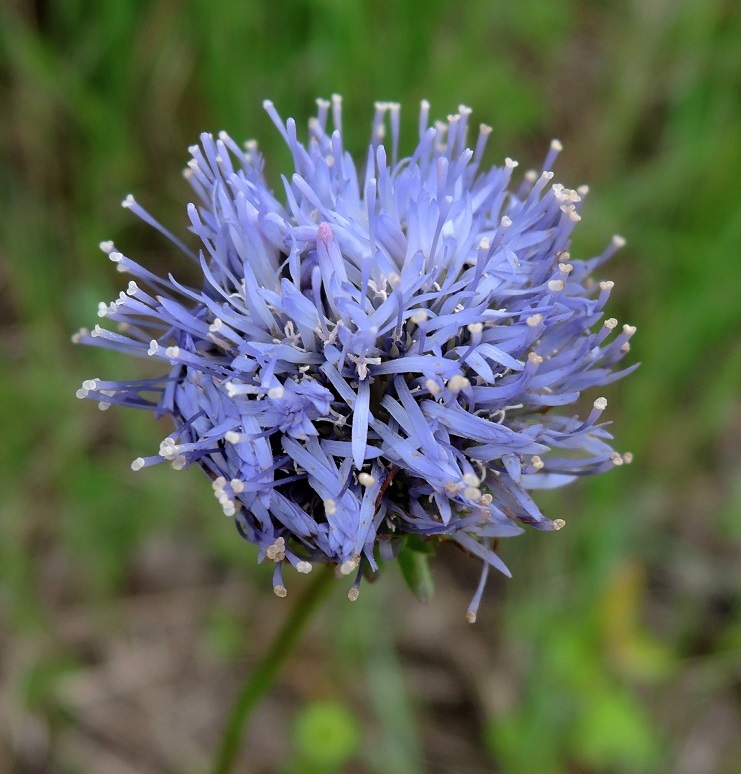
[122,194,135,208]
[552,519,566,530]
[611,452,624,466]
[131,457,145,471]
[340,558,358,576]
[230,478,244,493]
[171,455,187,470]
[425,379,441,396]
[604,318,618,329]
[387,272,401,286]
[623,324,637,336]
[528,352,543,365]
[358,472,376,487]
[612,234,626,248]
[224,431,241,444]
[623,452,634,464]
[296,561,312,574]
[324,498,337,516]
[447,375,471,392]
[147,340,158,356]
[462,472,480,487]
[348,587,360,602]
[504,158,518,169]
[165,346,180,359]
[526,314,543,327]
[500,215,513,228]
[410,310,429,325]
[531,456,544,471]
[463,486,481,502]
[599,280,614,291]
[558,263,573,275]
[273,585,287,598]
[548,279,564,292]
[209,318,223,332]
[466,610,477,624]
[267,386,285,399]
[467,322,484,335]
[594,397,608,411]
[550,139,563,151]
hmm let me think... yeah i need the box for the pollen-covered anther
[147,340,159,356]
[171,455,187,470]
[445,481,462,494]
[467,322,484,335]
[209,318,223,333]
[131,457,145,471]
[558,263,573,275]
[480,493,493,506]
[623,452,634,464]
[551,139,563,152]
[296,561,312,574]
[358,472,376,487]
[466,610,477,624]
[340,556,359,576]
[348,587,360,602]
[273,585,288,598]
[230,478,244,493]
[266,537,286,562]
[610,452,624,466]
[410,309,429,324]
[548,279,565,292]
[623,324,637,337]
[528,352,543,365]
[612,234,627,248]
[526,314,543,327]
[594,397,608,411]
[500,215,513,228]
[267,386,285,399]
[604,318,618,330]
[504,157,518,169]
[447,375,471,392]
[425,379,441,396]
[165,346,180,359]
[600,280,615,291]
[212,476,227,492]
[324,498,337,516]
[531,455,544,471]
[464,486,482,502]
[224,430,242,444]
[552,519,566,530]
[621,342,631,353]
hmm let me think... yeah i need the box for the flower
[75,97,636,620]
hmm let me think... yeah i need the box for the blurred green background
[1,0,740,772]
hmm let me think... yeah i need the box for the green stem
[210,564,336,774]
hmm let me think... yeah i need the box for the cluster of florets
[75,97,636,620]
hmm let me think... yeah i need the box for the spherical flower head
[75,97,636,619]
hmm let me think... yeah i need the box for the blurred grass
[1,0,740,772]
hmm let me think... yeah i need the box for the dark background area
[1,0,740,772]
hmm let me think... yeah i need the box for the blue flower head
[76,98,636,620]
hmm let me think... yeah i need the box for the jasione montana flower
[76,98,636,620]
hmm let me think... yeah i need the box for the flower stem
[210,564,336,774]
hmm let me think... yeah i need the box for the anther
[599,280,614,291]
[267,386,285,399]
[552,519,566,530]
[131,457,145,471]
[531,455,544,471]
[610,452,624,466]
[340,557,358,575]
[410,309,429,324]
[273,585,288,598]
[296,561,312,574]
[548,279,564,292]
[324,498,337,516]
[358,472,376,487]
[447,375,471,392]
[348,587,360,602]
[526,314,543,327]
[593,397,608,411]
[604,318,618,329]
[528,352,543,365]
